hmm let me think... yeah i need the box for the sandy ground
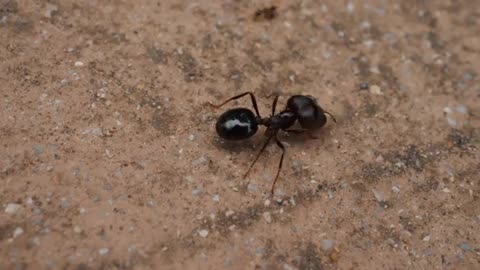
[1,0,479,269]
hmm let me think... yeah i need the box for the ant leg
[243,134,273,179]
[271,94,279,116]
[208,92,261,118]
[324,111,337,123]
[271,137,286,196]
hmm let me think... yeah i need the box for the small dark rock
[359,82,369,90]
[254,6,277,21]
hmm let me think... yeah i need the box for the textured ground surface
[1,0,479,269]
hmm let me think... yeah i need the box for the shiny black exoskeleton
[209,92,336,195]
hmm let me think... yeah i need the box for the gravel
[192,188,203,196]
[192,155,210,166]
[198,229,209,238]
[369,85,383,95]
[372,189,385,202]
[459,242,471,251]
[13,227,24,238]
[322,239,335,251]
[5,203,22,214]
[98,248,109,256]
[263,212,272,223]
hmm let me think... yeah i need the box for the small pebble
[44,3,58,18]
[198,229,209,238]
[363,39,374,48]
[192,155,209,166]
[283,264,298,270]
[359,83,369,90]
[459,242,471,251]
[346,2,355,13]
[361,21,371,29]
[225,210,235,217]
[192,188,203,196]
[369,66,380,74]
[369,85,383,95]
[443,107,452,114]
[263,212,272,224]
[447,117,457,127]
[33,145,44,156]
[456,105,468,114]
[5,203,22,214]
[264,199,271,207]
[442,188,451,193]
[392,186,400,193]
[322,239,334,251]
[74,61,84,67]
[13,227,24,238]
[99,248,109,256]
[188,134,195,141]
[212,194,220,202]
[73,226,82,234]
[372,189,385,202]
[247,183,258,192]
[422,235,431,242]
[32,237,40,246]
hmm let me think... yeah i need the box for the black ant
[209,92,336,196]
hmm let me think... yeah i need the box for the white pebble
[447,117,457,127]
[372,189,385,202]
[13,227,24,238]
[74,61,84,67]
[44,3,58,18]
[198,229,209,238]
[322,239,334,251]
[188,134,195,141]
[369,66,380,74]
[264,199,271,207]
[73,226,82,234]
[443,107,452,114]
[392,186,400,193]
[422,235,431,242]
[99,248,109,256]
[442,188,451,193]
[212,194,220,202]
[361,21,371,29]
[225,210,235,217]
[369,85,383,95]
[32,237,40,246]
[263,212,272,224]
[363,39,374,48]
[346,2,355,13]
[5,203,21,214]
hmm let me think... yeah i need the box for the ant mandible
[209,92,336,196]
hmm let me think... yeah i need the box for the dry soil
[1,0,479,269]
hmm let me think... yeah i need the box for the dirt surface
[1,0,480,269]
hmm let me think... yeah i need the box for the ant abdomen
[216,108,259,140]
